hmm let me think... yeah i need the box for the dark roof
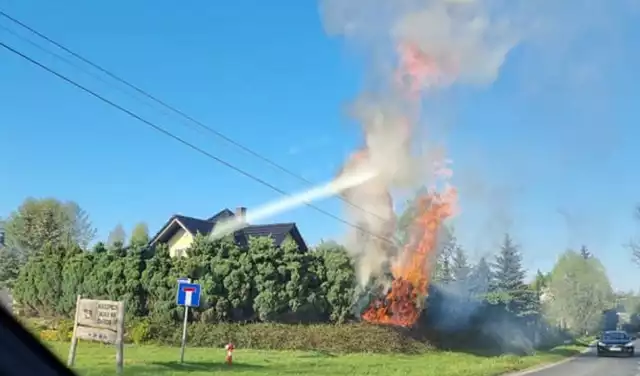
[149,209,308,252]
[207,209,235,222]
[244,223,292,244]
[149,210,233,246]
[174,215,215,235]
[243,223,308,252]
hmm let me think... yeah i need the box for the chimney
[235,207,247,223]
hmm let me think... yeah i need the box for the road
[516,342,640,376]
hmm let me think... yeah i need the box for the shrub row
[163,322,432,354]
[23,317,433,354]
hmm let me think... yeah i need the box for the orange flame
[362,187,457,327]
[395,42,459,97]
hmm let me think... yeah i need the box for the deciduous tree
[64,202,96,249]
[546,250,614,334]
[4,198,96,258]
[130,222,150,246]
[107,224,126,248]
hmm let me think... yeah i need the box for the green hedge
[146,322,432,354]
[24,317,433,354]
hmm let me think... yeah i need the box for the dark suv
[596,331,636,357]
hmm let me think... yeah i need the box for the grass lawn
[44,341,589,376]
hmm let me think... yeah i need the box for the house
[149,207,308,257]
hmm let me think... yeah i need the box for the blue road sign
[176,282,201,308]
[177,277,190,283]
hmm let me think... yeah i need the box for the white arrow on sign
[183,287,195,306]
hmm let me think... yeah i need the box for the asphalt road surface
[519,342,640,376]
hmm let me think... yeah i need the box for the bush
[129,319,152,345]
[39,329,59,342]
[54,319,74,341]
[24,316,433,354]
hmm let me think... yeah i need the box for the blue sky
[1,1,639,290]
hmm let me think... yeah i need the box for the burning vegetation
[342,38,457,327]
[362,189,457,327]
[337,42,458,328]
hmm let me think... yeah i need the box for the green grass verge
[45,341,589,376]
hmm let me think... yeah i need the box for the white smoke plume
[320,0,519,89]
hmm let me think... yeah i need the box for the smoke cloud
[321,0,527,287]
[320,0,635,290]
[320,0,520,88]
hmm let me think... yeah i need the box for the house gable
[149,215,215,247]
[287,224,308,252]
[149,216,184,247]
[167,228,194,258]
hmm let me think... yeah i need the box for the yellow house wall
[167,228,194,258]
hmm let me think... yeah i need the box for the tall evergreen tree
[491,234,533,315]
[492,234,526,292]
[0,247,20,289]
[433,226,455,283]
[141,244,177,323]
[451,245,470,282]
[312,241,356,323]
[579,245,591,259]
[59,246,93,316]
[82,242,114,300]
[0,218,6,248]
[435,255,453,284]
[468,256,492,298]
[121,244,148,319]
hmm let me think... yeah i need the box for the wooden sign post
[67,296,125,374]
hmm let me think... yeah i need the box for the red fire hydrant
[225,343,235,365]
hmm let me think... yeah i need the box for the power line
[0,39,397,247]
[0,23,204,134]
[0,10,388,224]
